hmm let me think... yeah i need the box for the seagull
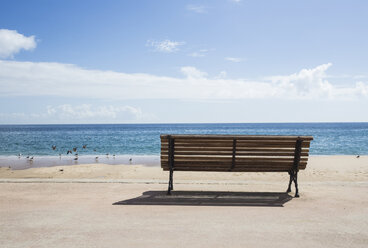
[67,150,72,155]
[129,158,132,163]
[52,145,56,150]
[18,153,22,158]
[74,157,78,161]
[26,155,30,159]
[357,155,360,158]
[95,157,99,161]
[106,153,109,158]
[82,145,87,149]
[73,147,77,152]
[93,149,97,152]
[30,156,34,160]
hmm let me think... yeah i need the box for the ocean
[0,123,367,169]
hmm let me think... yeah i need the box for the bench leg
[286,170,300,197]
[287,171,293,193]
[293,172,299,198]
[170,171,174,190]
[167,169,173,195]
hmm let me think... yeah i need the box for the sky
[0,0,367,124]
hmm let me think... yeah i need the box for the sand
[0,155,367,247]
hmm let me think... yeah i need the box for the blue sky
[0,0,367,124]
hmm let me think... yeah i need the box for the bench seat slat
[161,134,313,140]
[161,151,309,156]
[162,140,311,144]
[161,142,310,148]
[161,156,308,161]
[162,167,304,172]
[161,153,309,158]
[161,161,308,167]
[162,163,307,169]
[161,147,309,152]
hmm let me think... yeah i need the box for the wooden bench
[161,134,313,197]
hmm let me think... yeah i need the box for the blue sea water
[0,123,367,156]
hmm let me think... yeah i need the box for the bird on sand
[357,155,360,158]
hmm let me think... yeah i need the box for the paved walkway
[1,181,367,248]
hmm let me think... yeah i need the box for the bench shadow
[113,191,293,207]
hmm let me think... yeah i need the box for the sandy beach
[1,155,367,247]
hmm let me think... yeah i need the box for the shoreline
[0,154,363,170]
[0,154,160,170]
[1,155,367,182]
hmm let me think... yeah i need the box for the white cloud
[186,5,207,13]
[266,63,334,97]
[189,52,204,57]
[46,104,143,120]
[146,39,185,53]
[216,71,227,79]
[353,75,368,79]
[230,0,242,3]
[0,104,148,124]
[188,49,209,57]
[0,29,37,58]
[0,60,367,100]
[225,57,244,62]
[181,66,208,79]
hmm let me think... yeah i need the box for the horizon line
[0,121,367,126]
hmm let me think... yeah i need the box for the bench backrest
[160,135,313,172]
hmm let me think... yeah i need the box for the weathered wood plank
[162,167,300,172]
[167,139,311,144]
[161,142,310,148]
[161,155,308,162]
[161,161,307,167]
[161,147,309,152]
[162,163,307,168]
[161,134,313,140]
[161,150,309,156]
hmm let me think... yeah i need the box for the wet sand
[0,154,160,170]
